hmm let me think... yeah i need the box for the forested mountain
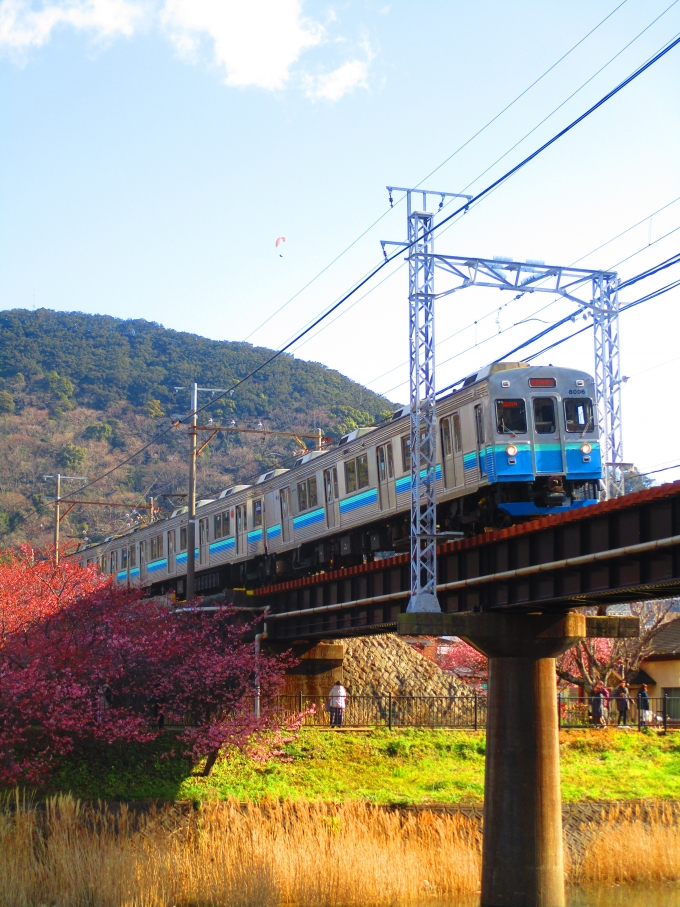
[0,309,393,548]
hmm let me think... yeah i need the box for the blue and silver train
[74,361,602,597]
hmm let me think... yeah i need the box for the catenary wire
[241,0,632,344]
[289,17,680,363]
[5,34,680,544]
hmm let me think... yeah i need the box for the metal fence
[128,691,680,732]
[269,693,487,729]
[558,694,676,731]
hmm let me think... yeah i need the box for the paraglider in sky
[276,236,286,257]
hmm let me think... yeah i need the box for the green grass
[35,727,680,804]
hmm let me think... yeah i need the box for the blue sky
[1,0,679,479]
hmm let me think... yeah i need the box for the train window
[533,398,556,434]
[475,406,485,445]
[452,412,462,453]
[296,478,318,512]
[344,457,369,493]
[121,548,128,569]
[441,419,452,457]
[223,510,231,536]
[129,545,136,568]
[401,436,411,472]
[214,513,223,539]
[253,498,263,527]
[110,550,118,574]
[496,399,527,435]
[345,460,357,494]
[377,444,394,480]
[180,526,187,551]
[150,535,163,560]
[564,398,594,432]
[357,454,369,488]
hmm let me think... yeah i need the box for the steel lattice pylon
[382,191,624,613]
[383,187,471,613]
[592,275,623,499]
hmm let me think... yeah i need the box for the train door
[199,517,210,566]
[452,411,464,487]
[376,442,395,510]
[323,467,339,529]
[235,504,247,555]
[474,404,487,477]
[440,418,455,489]
[532,397,565,473]
[280,487,292,543]
[167,529,176,574]
[139,540,147,582]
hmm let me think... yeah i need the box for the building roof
[627,668,656,686]
[646,617,680,657]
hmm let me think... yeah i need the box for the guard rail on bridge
[253,482,680,642]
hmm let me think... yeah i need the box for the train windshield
[533,398,556,434]
[495,399,527,435]
[564,398,594,433]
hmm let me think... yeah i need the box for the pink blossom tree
[0,547,291,784]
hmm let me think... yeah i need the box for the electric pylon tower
[382,187,624,613]
[382,187,471,612]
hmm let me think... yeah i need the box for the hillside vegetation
[0,309,392,547]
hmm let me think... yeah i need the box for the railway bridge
[251,481,680,907]
[254,480,680,641]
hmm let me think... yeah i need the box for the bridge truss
[383,187,623,614]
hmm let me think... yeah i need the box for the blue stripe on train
[248,528,263,544]
[176,549,198,566]
[293,507,325,531]
[267,523,282,540]
[210,537,235,555]
[148,558,167,574]
[340,487,378,513]
[395,464,443,495]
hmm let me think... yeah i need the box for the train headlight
[506,444,518,457]
[580,443,592,454]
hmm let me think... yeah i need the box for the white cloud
[161,0,322,91]
[0,0,142,50]
[0,0,372,101]
[307,58,368,101]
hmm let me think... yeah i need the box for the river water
[419,883,680,906]
[568,882,680,906]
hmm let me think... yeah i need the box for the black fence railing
[120,692,680,732]
[558,694,675,731]
[269,693,487,729]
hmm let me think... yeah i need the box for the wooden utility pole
[186,382,198,602]
[44,473,87,565]
[54,473,61,564]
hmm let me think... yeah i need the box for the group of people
[590,681,652,727]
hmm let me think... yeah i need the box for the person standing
[591,684,606,727]
[637,684,651,727]
[614,681,632,727]
[328,681,348,728]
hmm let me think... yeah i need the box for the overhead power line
[241,0,633,344]
[4,32,679,544]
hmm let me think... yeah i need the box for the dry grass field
[3,794,680,907]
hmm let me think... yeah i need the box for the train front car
[483,364,601,523]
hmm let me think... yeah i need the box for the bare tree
[557,600,678,693]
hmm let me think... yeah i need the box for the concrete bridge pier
[399,610,638,907]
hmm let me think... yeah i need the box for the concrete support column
[483,654,564,907]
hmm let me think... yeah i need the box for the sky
[1,0,679,481]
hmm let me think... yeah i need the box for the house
[633,617,680,719]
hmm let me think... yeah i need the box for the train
[73,361,602,598]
